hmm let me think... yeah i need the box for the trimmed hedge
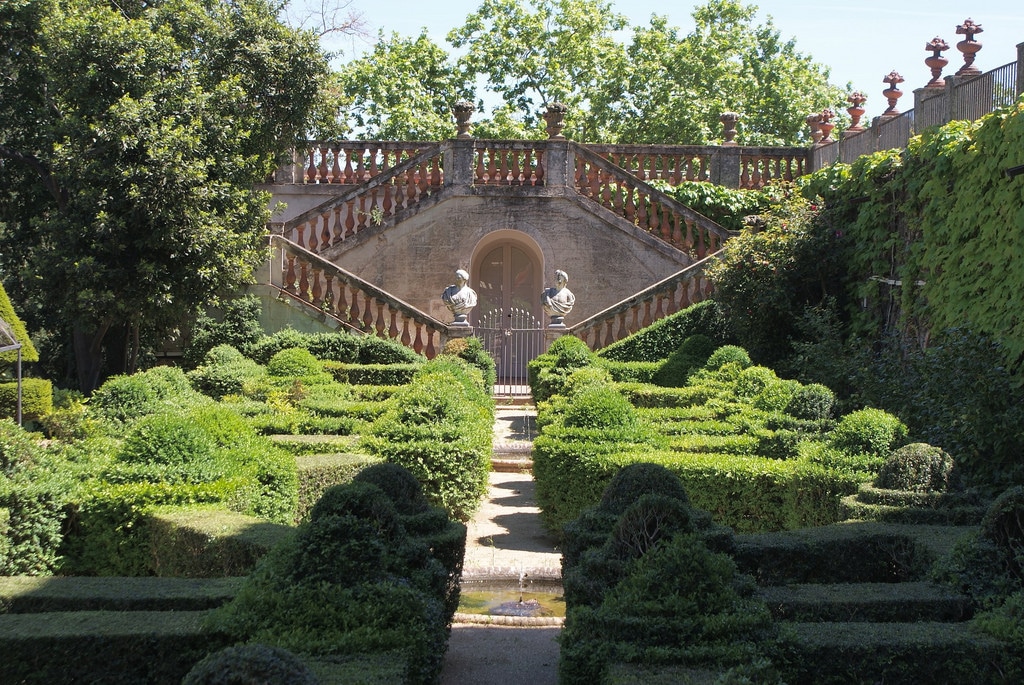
[0,378,53,422]
[597,299,733,363]
[325,361,420,386]
[295,452,383,523]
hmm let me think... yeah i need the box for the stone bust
[541,269,575,326]
[441,269,477,325]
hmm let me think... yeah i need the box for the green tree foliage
[0,279,37,365]
[593,1,845,145]
[336,0,842,144]
[0,0,327,392]
[334,31,475,140]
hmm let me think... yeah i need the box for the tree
[0,0,327,392]
[590,0,847,144]
[448,0,628,140]
[334,31,474,140]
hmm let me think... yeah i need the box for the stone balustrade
[568,257,716,350]
[269,235,449,357]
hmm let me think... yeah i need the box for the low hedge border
[757,580,971,622]
[779,620,1022,684]
[0,610,231,684]
[0,576,242,613]
[325,362,420,386]
[730,522,972,585]
[0,379,53,422]
[296,452,382,522]
[147,506,294,577]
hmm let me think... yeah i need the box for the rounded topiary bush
[609,493,694,560]
[562,385,637,430]
[308,481,403,538]
[182,643,319,685]
[652,334,718,387]
[599,462,690,515]
[352,463,430,516]
[980,485,1024,579]
[829,407,908,459]
[89,374,158,423]
[550,334,596,369]
[267,347,322,378]
[705,345,752,371]
[202,344,246,366]
[440,336,496,389]
[733,365,779,400]
[1,418,40,475]
[875,443,956,492]
[785,383,836,420]
[116,412,221,483]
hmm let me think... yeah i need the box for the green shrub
[980,486,1024,581]
[266,347,323,378]
[115,412,221,484]
[651,334,718,387]
[247,329,312,364]
[357,335,425,364]
[785,383,835,420]
[563,385,638,431]
[875,443,956,492]
[183,294,264,369]
[1,417,39,475]
[598,299,733,363]
[352,462,430,515]
[829,407,908,460]
[202,344,247,366]
[90,367,203,424]
[705,345,752,370]
[182,643,319,685]
[599,462,691,515]
[188,355,266,400]
[441,336,496,389]
[0,378,53,422]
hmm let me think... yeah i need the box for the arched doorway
[471,232,545,387]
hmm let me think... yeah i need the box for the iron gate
[476,307,545,396]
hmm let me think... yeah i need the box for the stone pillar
[1016,41,1024,98]
[543,139,573,188]
[444,138,476,189]
[710,145,741,188]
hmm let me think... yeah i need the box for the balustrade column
[444,139,475,189]
[542,140,573,188]
[709,145,741,189]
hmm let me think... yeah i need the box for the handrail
[270,234,449,358]
[572,143,735,261]
[567,254,719,350]
[278,143,445,255]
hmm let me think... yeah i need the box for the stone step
[758,581,971,622]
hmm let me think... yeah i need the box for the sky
[319,0,1024,123]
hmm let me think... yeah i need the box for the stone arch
[470,230,545,323]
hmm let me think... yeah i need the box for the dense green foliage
[183,295,265,369]
[204,472,461,685]
[0,280,37,365]
[182,644,319,685]
[597,299,733,363]
[0,0,328,392]
[361,357,493,521]
[335,0,843,143]
[875,443,956,493]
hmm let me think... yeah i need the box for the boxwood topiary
[598,462,691,516]
[115,412,222,484]
[440,336,497,389]
[875,443,956,493]
[352,462,430,515]
[651,334,718,387]
[562,385,638,431]
[704,345,752,371]
[980,485,1024,580]
[267,347,323,378]
[785,383,836,421]
[182,644,319,685]
[829,407,908,461]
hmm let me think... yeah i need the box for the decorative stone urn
[719,112,740,145]
[845,92,867,135]
[543,102,568,139]
[881,71,905,118]
[817,109,836,144]
[955,19,983,77]
[541,269,575,327]
[454,101,475,138]
[806,113,823,145]
[924,37,950,88]
[441,269,477,326]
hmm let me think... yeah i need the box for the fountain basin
[455,576,565,626]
